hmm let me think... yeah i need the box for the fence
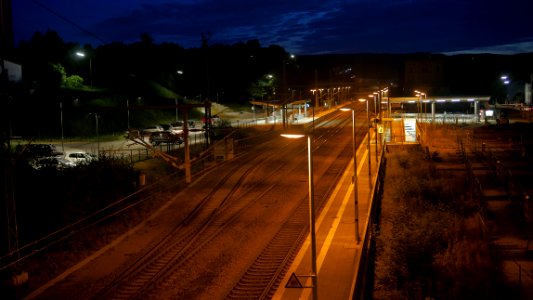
[353,138,387,300]
[452,126,533,294]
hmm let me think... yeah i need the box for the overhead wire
[31,0,107,45]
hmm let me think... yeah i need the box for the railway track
[89,130,315,299]
[224,194,308,299]
[86,110,360,300]
[224,161,355,299]
[224,112,360,299]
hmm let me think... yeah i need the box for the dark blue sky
[12,0,533,55]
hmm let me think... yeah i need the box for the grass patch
[373,143,504,300]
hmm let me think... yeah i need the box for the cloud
[443,39,533,55]
[89,1,342,50]
[12,0,533,54]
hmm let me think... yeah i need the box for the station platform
[273,132,381,300]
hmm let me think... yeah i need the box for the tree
[45,62,66,89]
[64,75,84,89]
[249,75,275,100]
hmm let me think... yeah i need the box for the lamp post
[280,130,318,299]
[126,99,130,130]
[60,102,65,153]
[359,98,372,187]
[75,51,92,86]
[501,75,510,103]
[414,90,426,120]
[370,94,379,162]
[340,104,361,244]
[252,105,256,122]
[282,54,296,128]
[371,93,377,116]
[176,70,184,123]
[310,88,317,130]
[384,88,390,117]
[418,90,428,120]
[95,113,100,158]
[90,113,100,158]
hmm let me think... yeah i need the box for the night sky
[12,0,533,55]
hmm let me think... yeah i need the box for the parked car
[169,122,184,135]
[124,129,141,139]
[149,131,183,145]
[63,150,95,165]
[201,115,221,125]
[168,121,195,133]
[17,143,62,158]
[141,125,164,136]
[30,156,76,170]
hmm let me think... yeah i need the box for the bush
[8,156,137,246]
[374,144,500,299]
[432,217,503,300]
[64,75,84,88]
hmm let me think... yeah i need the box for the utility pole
[183,111,191,183]
[2,94,27,287]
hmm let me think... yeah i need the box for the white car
[141,125,164,136]
[30,156,76,170]
[63,150,94,165]
[169,122,184,135]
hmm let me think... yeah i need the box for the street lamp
[358,98,372,187]
[280,129,318,299]
[126,99,130,130]
[372,92,378,115]
[282,54,296,128]
[60,102,65,153]
[176,70,184,123]
[76,51,92,86]
[89,113,100,158]
[501,75,510,84]
[340,105,361,244]
[369,94,379,162]
[414,90,427,120]
[500,75,511,103]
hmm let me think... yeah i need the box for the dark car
[18,143,62,158]
[149,131,183,146]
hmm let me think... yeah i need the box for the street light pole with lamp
[281,54,296,128]
[95,113,100,159]
[280,129,318,299]
[501,75,510,103]
[376,89,387,152]
[75,51,92,86]
[414,90,426,120]
[358,98,372,188]
[340,104,361,244]
[369,94,379,162]
[381,88,390,117]
[89,113,100,159]
[60,102,65,153]
[126,99,130,130]
[372,92,377,116]
[175,70,184,123]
